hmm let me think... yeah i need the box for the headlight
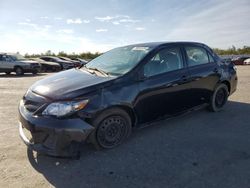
[42,99,88,117]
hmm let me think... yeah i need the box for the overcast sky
[0,0,249,54]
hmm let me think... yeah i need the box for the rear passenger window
[144,47,183,77]
[185,46,209,67]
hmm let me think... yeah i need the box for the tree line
[24,46,250,60]
[25,50,102,60]
[213,45,250,55]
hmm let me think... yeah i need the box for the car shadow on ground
[0,73,48,78]
[27,100,250,188]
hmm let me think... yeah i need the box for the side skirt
[135,103,208,129]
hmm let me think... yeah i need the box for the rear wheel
[89,108,132,149]
[15,67,24,76]
[208,83,229,112]
[5,72,11,75]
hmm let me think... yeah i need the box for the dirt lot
[0,67,250,188]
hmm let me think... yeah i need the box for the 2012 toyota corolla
[18,42,237,157]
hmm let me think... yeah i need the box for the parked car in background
[58,56,81,67]
[18,42,237,157]
[29,58,61,72]
[232,56,250,65]
[243,58,250,65]
[220,57,232,64]
[71,57,88,66]
[40,56,75,70]
[0,53,41,75]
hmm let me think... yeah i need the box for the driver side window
[143,47,183,77]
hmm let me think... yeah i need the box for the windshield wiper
[80,66,109,76]
[88,67,109,76]
[80,66,96,75]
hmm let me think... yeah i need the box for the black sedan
[58,56,82,67]
[29,58,61,72]
[71,57,88,66]
[40,56,75,70]
[18,42,237,157]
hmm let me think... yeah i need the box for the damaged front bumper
[18,100,95,157]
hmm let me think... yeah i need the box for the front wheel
[208,83,229,112]
[89,108,132,149]
[15,67,24,76]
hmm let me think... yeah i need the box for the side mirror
[137,70,145,81]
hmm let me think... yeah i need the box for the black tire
[32,70,38,75]
[15,67,24,76]
[208,83,229,112]
[89,108,132,149]
[5,72,11,75]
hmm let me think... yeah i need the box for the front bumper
[18,100,95,157]
[229,73,238,95]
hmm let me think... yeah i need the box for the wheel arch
[220,80,231,94]
[92,104,137,127]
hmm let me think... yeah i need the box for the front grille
[23,100,42,112]
[23,90,47,113]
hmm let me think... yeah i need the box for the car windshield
[10,54,26,61]
[51,57,62,61]
[85,46,152,76]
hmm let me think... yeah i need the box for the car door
[183,45,220,106]
[4,55,15,70]
[0,55,13,71]
[134,46,193,124]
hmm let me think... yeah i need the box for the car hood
[30,69,115,100]
[40,61,60,66]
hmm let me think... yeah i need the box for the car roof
[0,52,20,56]
[41,56,58,58]
[41,56,61,59]
[124,41,208,49]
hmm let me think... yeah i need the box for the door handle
[181,75,188,81]
[165,75,188,87]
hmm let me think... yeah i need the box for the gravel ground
[0,67,250,188]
